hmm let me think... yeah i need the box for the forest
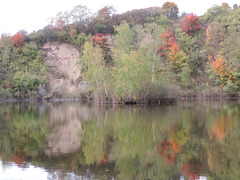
[0,2,240,102]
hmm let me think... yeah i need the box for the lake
[0,100,240,180]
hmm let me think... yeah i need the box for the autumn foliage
[162,2,179,19]
[90,33,111,63]
[211,122,225,141]
[158,30,189,73]
[12,151,26,166]
[222,3,231,9]
[182,159,203,180]
[162,2,178,9]
[210,113,233,141]
[158,140,177,164]
[91,33,108,49]
[169,43,186,73]
[211,55,235,86]
[157,127,183,165]
[69,26,77,38]
[158,30,175,57]
[11,32,24,48]
[181,13,201,36]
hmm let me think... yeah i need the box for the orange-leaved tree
[211,55,236,86]
[169,43,189,73]
[222,3,231,9]
[162,2,179,19]
[181,13,201,36]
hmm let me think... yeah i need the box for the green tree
[112,22,152,101]
[176,31,206,77]
[113,21,134,53]
[222,9,240,72]
[112,50,143,100]
[204,5,228,22]
[79,42,109,101]
[181,66,192,88]
[0,34,12,83]
[8,42,47,97]
[10,42,46,74]
[88,6,115,34]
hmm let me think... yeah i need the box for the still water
[0,100,240,180]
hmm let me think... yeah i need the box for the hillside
[0,2,240,102]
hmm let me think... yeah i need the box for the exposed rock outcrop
[42,42,81,97]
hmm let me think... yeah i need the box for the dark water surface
[0,100,240,180]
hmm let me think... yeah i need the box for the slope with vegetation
[0,2,240,102]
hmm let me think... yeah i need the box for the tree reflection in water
[0,100,240,179]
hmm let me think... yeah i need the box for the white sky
[0,0,239,35]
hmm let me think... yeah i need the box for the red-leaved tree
[157,30,175,56]
[11,32,24,48]
[181,13,201,36]
[158,30,189,74]
[91,33,109,51]
[90,33,111,63]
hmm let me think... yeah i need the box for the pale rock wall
[42,42,81,96]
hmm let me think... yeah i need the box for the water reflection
[0,100,240,179]
[44,103,85,156]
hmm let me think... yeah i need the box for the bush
[11,73,43,97]
[0,87,12,98]
[29,31,46,46]
[147,80,181,100]
[223,80,239,95]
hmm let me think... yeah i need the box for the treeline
[78,2,240,102]
[0,2,240,101]
[23,5,169,47]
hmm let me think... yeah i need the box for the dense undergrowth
[0,2,240,102]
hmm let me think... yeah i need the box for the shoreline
[1,96,240,104]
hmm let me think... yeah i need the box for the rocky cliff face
[42,42,82,97]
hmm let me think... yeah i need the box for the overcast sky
[0,0,239,35]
